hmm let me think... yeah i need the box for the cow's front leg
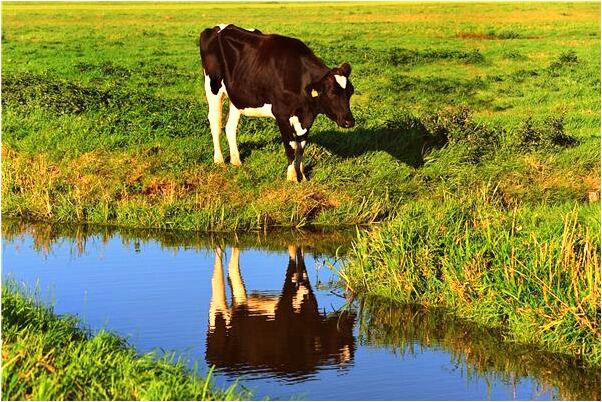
[287,140,307,182]
[289,116,309,181]
[277,119,301,182]
[294,139,307,181]
[278,117,310,182]
[286,142,298,182]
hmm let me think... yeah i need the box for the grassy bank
[343,200,601,367]
[1,2,599,230]
[1,284,250,400]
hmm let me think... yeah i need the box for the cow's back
[200,25,328,109]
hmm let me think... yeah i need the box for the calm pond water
[2,221,600,401]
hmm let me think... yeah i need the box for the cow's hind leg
[204,73,226,164]
[225,102,242,166]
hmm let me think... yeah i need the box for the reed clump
[343,198,600,367]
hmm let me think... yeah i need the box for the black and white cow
[199,24,355,182]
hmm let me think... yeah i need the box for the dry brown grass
[260,186,341,223]
[495,155,599,205]
[2,146,349,228]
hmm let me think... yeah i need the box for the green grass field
[2,2,599,230]
[2,2,600,368]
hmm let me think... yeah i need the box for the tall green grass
[1,105,595,230]
[343,198,601,366]
[1,284,251,400]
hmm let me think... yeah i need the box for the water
[2,221,599,400]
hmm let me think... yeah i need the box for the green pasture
[2,2,599,230]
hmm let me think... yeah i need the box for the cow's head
[307,63,355,128]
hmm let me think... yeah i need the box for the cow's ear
[306,82,322,98]
[340,63,351,77]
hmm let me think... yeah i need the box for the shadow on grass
[238,136,281,161]
[233,116,448,180]
[312,120,443,168]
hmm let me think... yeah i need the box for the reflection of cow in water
[206,245,355,379]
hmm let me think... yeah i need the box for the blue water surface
[1,227,586,400]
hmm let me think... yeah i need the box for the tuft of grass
[548,50,579,71]
[1,283,251,401]
[513,115,579,151]
[387,47,485,66]
[457,29,525,40]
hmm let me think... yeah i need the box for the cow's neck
[293,103,318,131]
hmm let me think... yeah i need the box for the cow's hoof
[299,162,307,181]
[230,158,242,167]
[214,156,225,165]
[286,165,299,182]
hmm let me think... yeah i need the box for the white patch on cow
[204,74,227,164]
[289,115,307,136]
[334,74,347,89]
[289,141,298,150]
[217,24,255,32]
[241,104,275,118]
[300,140,306,149]
[225,103,242,166]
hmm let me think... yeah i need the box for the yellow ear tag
[311,89,319,98]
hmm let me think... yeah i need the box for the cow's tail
[215,27,234,89]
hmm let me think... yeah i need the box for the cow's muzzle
[340,117,355,128]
